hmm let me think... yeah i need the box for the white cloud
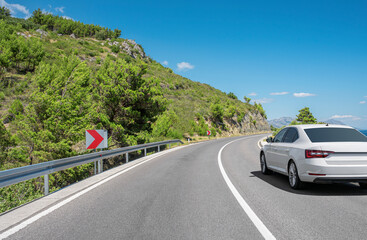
[42,9,52,15]
[360,101,366,104]
[270,92,289,96]
[248,92,257,96]
[293,92,316,97]
[331,115,361,120]
[62,16,73,20]
[162,60,168,66]
[177,62,194,71]
[253,98,273,104]
[55,6,65,13]
[0,0,30,18]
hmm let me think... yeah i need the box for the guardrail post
[98,160,103,173]
[144,148,147,156]
[169,143,171,149]
[126,153,129,163]
[94,161,97,175]
[44,174,49,195]
[158,145,160,152]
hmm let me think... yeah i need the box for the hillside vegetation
[0,7,269,212]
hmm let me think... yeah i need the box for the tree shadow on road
[251,171,367,196]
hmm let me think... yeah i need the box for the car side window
[283,128,299,143]
[274,128,288,143]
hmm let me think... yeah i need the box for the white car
[260,124,367,189]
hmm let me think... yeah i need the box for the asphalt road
[4,134,367,240]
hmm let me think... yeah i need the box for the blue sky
[2,0,367,128]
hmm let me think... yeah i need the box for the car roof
[285,124,354,130]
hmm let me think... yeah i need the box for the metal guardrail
[0,139,183,195]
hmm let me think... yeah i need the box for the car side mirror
[266,137,273,143]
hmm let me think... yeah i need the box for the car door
[274,127,299,173]
[266,128,288,170]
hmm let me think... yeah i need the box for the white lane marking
[218,138,276,240]
[0,146,187,240]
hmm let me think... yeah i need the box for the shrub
[111,45,119,53]
[227,92,237,99]
[224,105,236,119]
[8,99,23,121]
[152,110,182,138]
[210,103,224,123]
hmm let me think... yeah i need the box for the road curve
[3,134,367,240]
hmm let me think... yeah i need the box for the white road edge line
[0,145,187,240]
[218,137,276,240]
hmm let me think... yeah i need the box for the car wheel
[288,161,303,189]
[260,153,271,175]
[358,182,367,189]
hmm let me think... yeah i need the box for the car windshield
[304,128,367,142]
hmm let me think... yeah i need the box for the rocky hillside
[0,8,270,213]
[0,9,270,163]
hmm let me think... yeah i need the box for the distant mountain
[267,117,294,128]
[323,119,346,125]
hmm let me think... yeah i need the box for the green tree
[0,20,14,79]
[152,109,181,138]
[25,38,45,71]
[227,92,237,99]
[244,96,251,103]
[254,102,267,119]
[29,9,120,40]
[0,7,11,19]
[14,56,93,163]
[224,105,236,119]
[93,58,166,146]
[114,29,121,38]
[210,103,224,123]
[8,99,24,121]
[296,107,317,124]
[30,8,43,25]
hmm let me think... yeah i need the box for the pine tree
[296,107,317,124]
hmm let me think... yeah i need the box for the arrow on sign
[86,130,104,149]
[207,130,211,136]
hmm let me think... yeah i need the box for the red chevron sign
[86,130,108,149]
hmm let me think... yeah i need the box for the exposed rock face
[36,29,48,37]
[127,39,146,59]
[17,32,31,38]
[104,39,146,59]
[210,111,270,137]
[70,33,76,39]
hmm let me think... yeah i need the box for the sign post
[207,130,211,140]
[86,130,108,174]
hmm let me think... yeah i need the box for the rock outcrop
[222,112,270,136]
[104,39,146,59]
[205,111,270,137]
